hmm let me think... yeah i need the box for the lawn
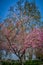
[0,60,43,65]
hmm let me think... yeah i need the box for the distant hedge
[0,60,43,65]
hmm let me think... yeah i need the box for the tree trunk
[19,58,23,65]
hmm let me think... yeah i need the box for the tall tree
[0,0,42,64]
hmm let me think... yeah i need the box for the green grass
[0,60,43,65]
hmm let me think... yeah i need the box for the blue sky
[0,0,43,22]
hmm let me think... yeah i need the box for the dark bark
[19,58,23,65]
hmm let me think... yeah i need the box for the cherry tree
[24,28,43,60]
[0,18,28,65]
[35,28,43,60]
